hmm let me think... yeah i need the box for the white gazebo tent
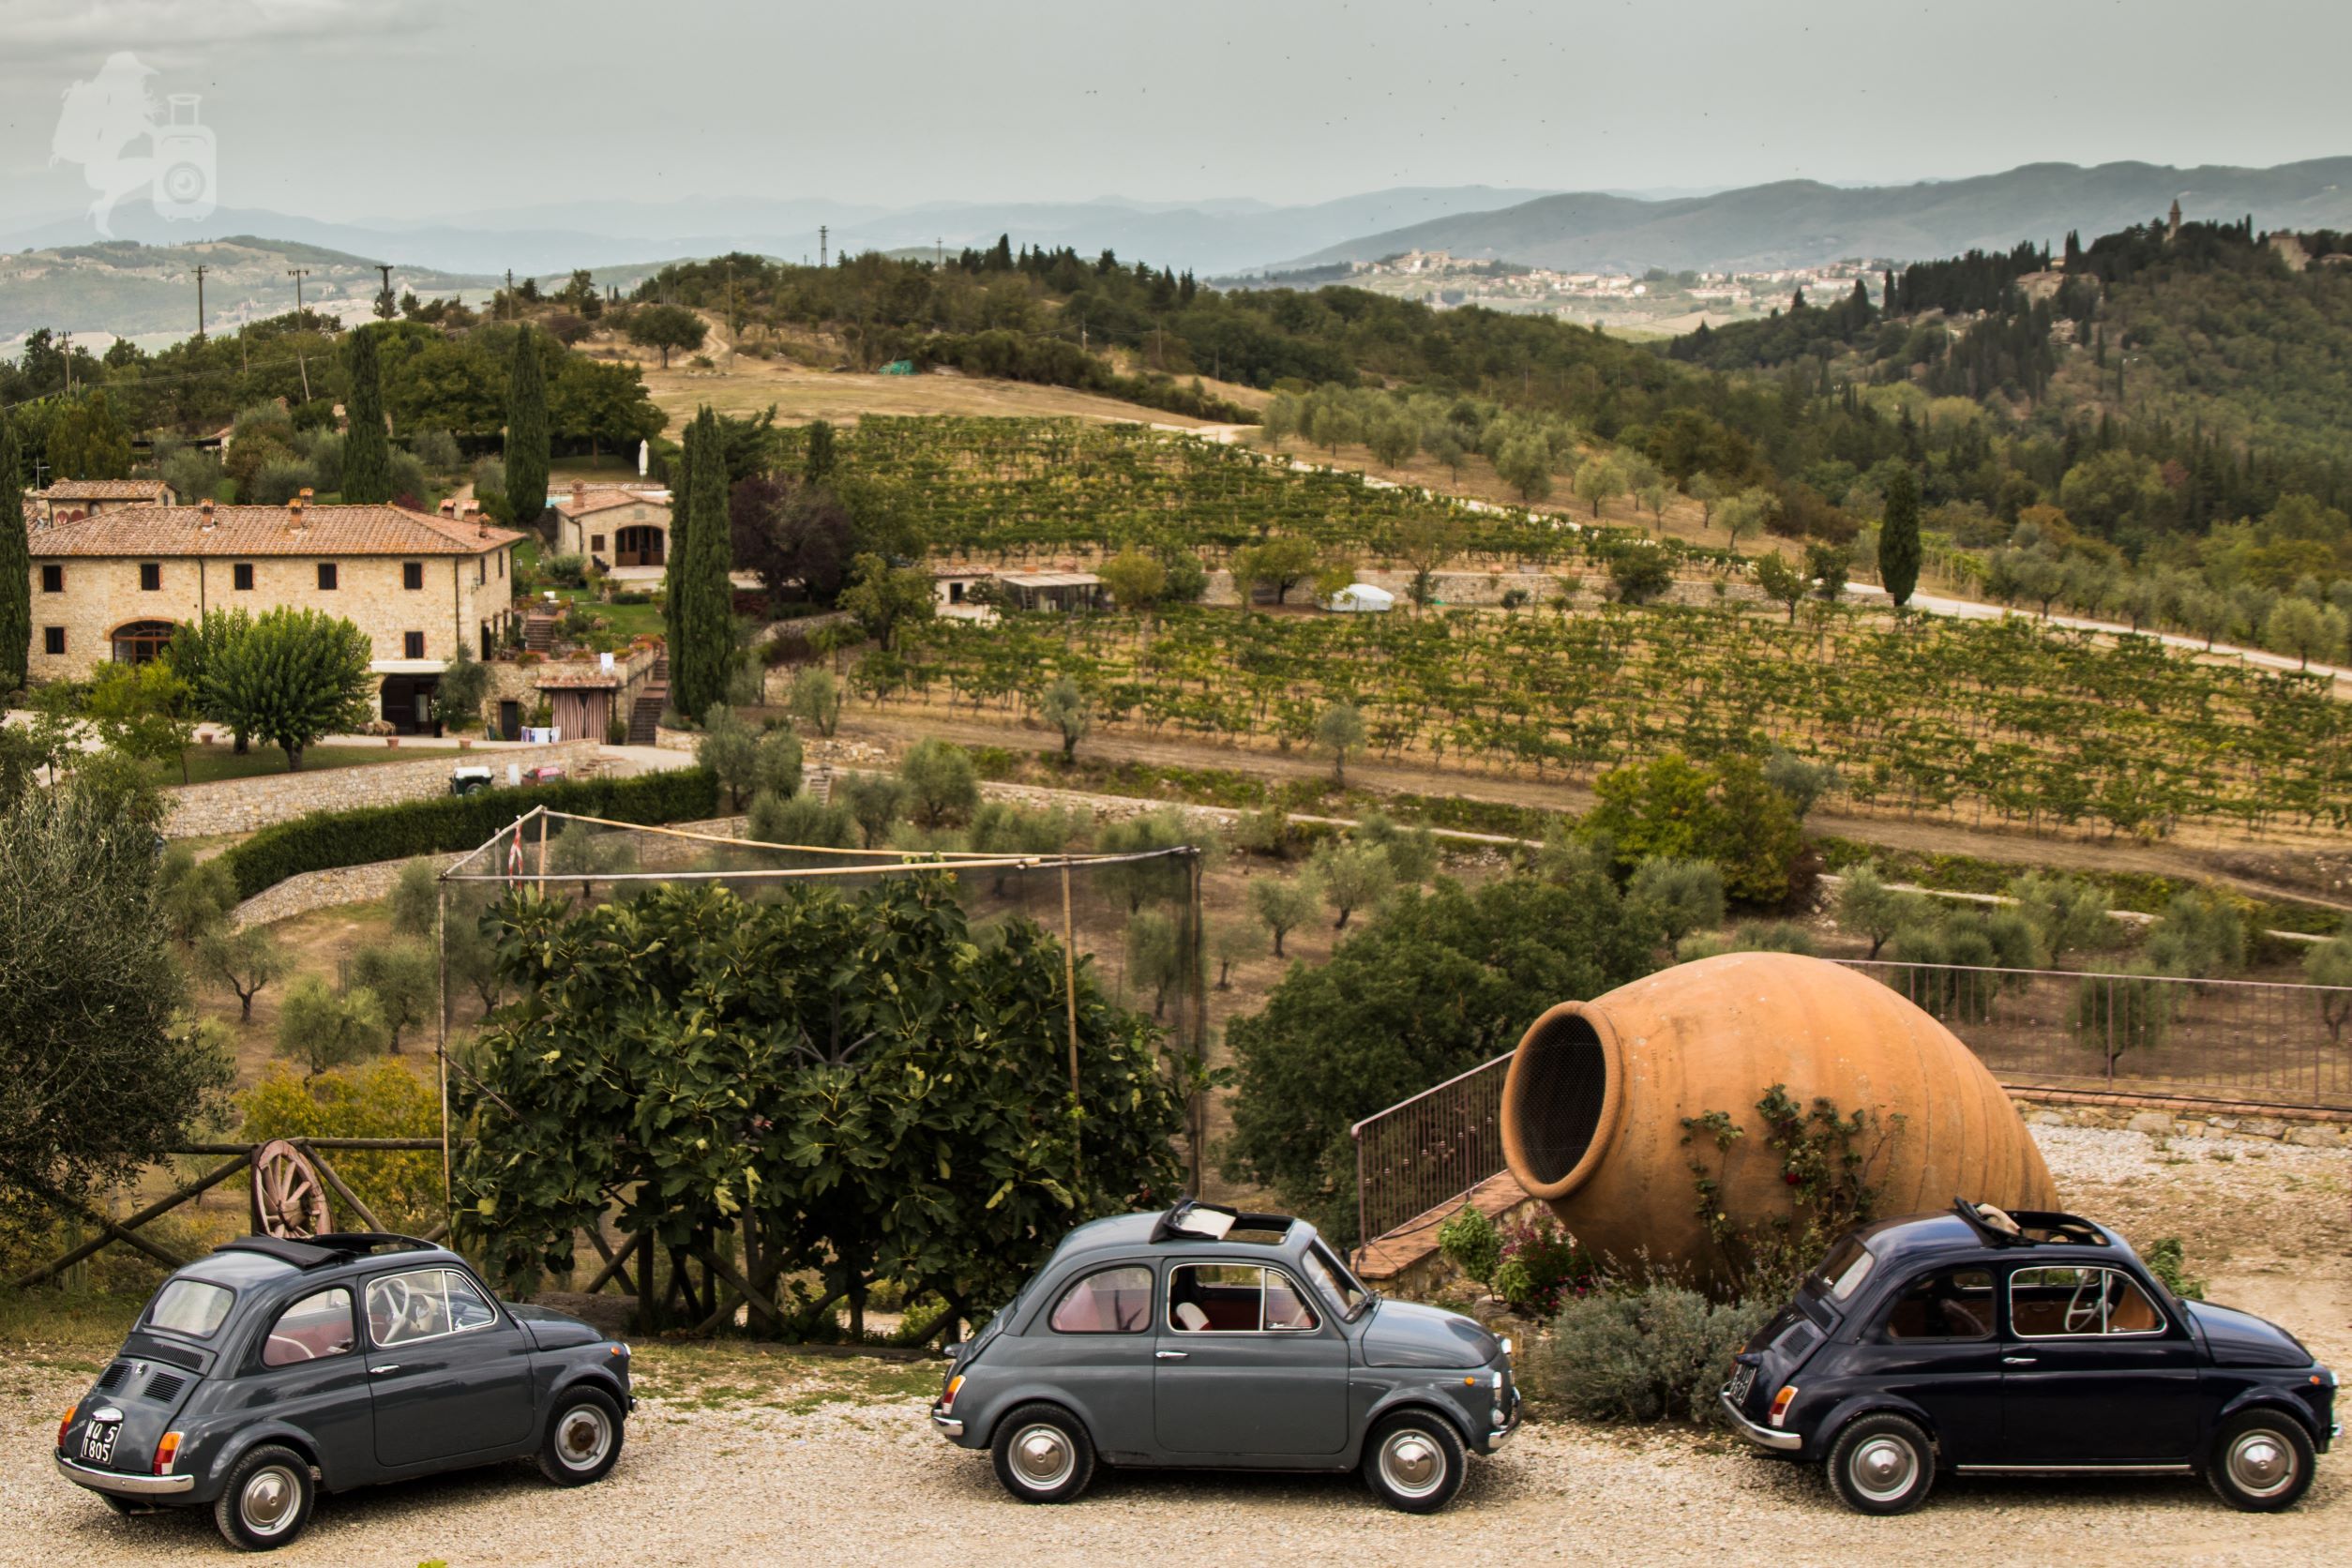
[1323,581,1396,613]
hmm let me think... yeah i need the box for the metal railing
[1350,1051,1514,1253]
[1839,960,2352,1108]
[1348,964,2352,1256]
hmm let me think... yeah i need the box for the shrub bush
[237,1063,443,1234]
[1437,1206,1500,1286]
[1534,1285,1774,1424]
[2142,1236,2206,1301]
[1491,1214,1598,1317]
[218,768,719,900]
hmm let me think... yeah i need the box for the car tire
[213,1442,315,1552]
[1363,1410,1467,1514]
[537,1385,626,1486]
[989,1403,1094,1504]
[1826,1413,1936,1515]
[2206,1409,2315,1513]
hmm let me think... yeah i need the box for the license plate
[1729,1364,1756,1404]
[81,1422,120,1466]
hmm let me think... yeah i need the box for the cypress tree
[662,423,693,681]
[1879,466,1922,611]
[671,407,734,722]
[0,415,27,692]
[803,418,836,486]
[340,324,391,504]
[505,328,550,534]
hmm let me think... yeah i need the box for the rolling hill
[1269,158,2352,274]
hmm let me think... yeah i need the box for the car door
[1153,1261,1349,1457]
[1855,1263,2005,1462]
[1033,1262,1158,1456]
[2000,1263,2201,1462]
[362,1266,537,1470]
[249,1284,374,1479]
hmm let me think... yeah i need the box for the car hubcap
[1380,1430,1444,1499]
[1850,1437,1918,1502]
[241,1467,299,1535]
[1011,1425,1074,1490]
[2227,1431,2296,1498]
[558,1407,613,1470]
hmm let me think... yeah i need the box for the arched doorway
[614,524,665,567]
[110,619,176,664]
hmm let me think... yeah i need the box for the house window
[590,535,606,553]
[403,631,426,659]
[233,563,254,591]
[318,562,338,590]
[402,561,424,590]
[139,562,161,591]
[111,620,176,664]
[498,550,505,577]
[42,626,65,656]
[477,556,487,585]
[39,565,63,593]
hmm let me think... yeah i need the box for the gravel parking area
[4,1124,2344,1566]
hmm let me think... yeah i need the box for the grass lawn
[164,742,417,785]
[595,598,665,639]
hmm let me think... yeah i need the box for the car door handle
[2001,1355,2036,1365]
[369,1364,402,1376]
[1155,1350,1188,1361]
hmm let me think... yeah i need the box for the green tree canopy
[341,324,392,504]
[0,415,26,691]
[454,878,1185,1334]
[1878,465,1922,608]
[1223,869,1662,1244]
[196,607,376,771]
[504,327,551,533]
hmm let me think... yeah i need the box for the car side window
[1167,1263,1319,1333]
[2010,1265,2166,1338]
[368,1267,501,1348]
[1048,1265,1155,1334]
[1880,1267,1994,1341]
[263,1287,355,1366]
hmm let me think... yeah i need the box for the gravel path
[6,1124,2345,1566]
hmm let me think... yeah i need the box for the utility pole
[504,268,514,320]
[936,236,942,267]
[285,269,311,402]
[194,264,207,339]
[820,225,827,269]
[60,332,72,394]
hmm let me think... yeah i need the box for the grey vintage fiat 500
[930,1200,1518,1512]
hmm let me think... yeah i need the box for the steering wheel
[2062,1273,2103,1334]
[376,1275,415,1341]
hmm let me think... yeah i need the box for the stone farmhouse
[25,495,523,733]
[551,483,671,570]
[28,477,178,524]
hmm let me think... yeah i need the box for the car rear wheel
[213,1443,314,1552]
[538,1385,626,1485]
[2206,1410,2314,1512]
[1363,1410,1466,1514]
[1826,1413,1935,1515]
[990,1403,1094,1504]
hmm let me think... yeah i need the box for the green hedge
[220,767,721,901]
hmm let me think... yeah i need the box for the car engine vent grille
[95,1362,128,1392]
[143,1371,187,1403]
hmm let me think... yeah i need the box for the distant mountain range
[1264,158,2352,275]
[0,187,1559,284]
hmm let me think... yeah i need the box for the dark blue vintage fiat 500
[931,1200,1518,1512]
[1721,1202,2338,1514]
[54,1233,632,1552]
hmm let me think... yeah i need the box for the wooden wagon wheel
[250,1139,332,1239]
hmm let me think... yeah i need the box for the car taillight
[153,1432,183,1475]
[56,1404,76,1450]
[1768,1386,1800,1427]
[939,1374,964,1413]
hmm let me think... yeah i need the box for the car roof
[1045,1205,1323,1271]
[1850,1207,2134,1276]
[179,1233,465,1297]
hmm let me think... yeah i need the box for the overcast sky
[4,0,2348,223]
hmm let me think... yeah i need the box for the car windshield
[1805,1236,1877,1306]
[146,1278,234,1338]
[1304,1242,1372,1320]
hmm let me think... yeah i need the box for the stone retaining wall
[2012,1093,2350,1148]
[166,739,600,837]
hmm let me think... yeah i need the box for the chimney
[199,498,215,531]
[439,498,457,516]
[299,487,315,503]
[571,481,585,505]
[287,496,305,532]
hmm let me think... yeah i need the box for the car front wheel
[538,1385,626,1485]
[214,1442,315,1552]
[990,1403,1094,1503]
[1363,1410,1466,1514]
[1826,1413,1936,1515]
[2207,1410,2315,1512]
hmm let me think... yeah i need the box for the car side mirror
[943,1339,968,1363]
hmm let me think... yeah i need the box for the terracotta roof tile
[555,488,670,518]
[35,478,174,501]
[27,504,523,558]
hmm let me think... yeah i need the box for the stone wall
[2013,1093,2351,1148]
[166,738,599,837]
